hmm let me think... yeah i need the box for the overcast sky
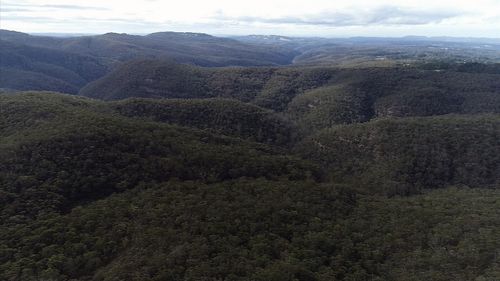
[1,0,500,37]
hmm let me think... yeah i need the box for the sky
[1,0,500,37]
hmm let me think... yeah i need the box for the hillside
[0,30,300,93]
[0,40,108,94]
[296,115,500,194]
[3,29,500,96]
[0,92,320,222]
[286,65,500,132]
[0,30,297,67]
[111,98,296,145]
[1,91,500,280]
[78,60,338,109]
[80,60,500,134]
[6,180,499,281]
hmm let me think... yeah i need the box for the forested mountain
[2,29,500,94]
[79,59,343,110]
[296,115,500,194]
[0,29,300,93]
[112,98,296,145]
[0,29,297,67]
[80,60,500,133]
[1,91,499,281]
[0,40,108,94]
[1,29,500,280]
[0,92,320,221]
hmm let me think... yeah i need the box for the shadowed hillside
[0,30,299,93]
[0,30,298,67]
[0,40,108,94]
[112,98,296,146]
[0,92,321,223]
[296,115,500,195]
[1,90,500,281]
[80,60,500,135]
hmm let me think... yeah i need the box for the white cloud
[0,0,499,37]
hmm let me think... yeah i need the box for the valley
[0,30,499,281]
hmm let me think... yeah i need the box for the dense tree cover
[286,85,372,133]
[284,66,500,131]
[79,60,337,107]
[0,92,295,146]
[359,68,500,118]
[0,29,297,68]
[3,29,500,97]
[296,115,500,195]
[0,68,79,94]
[79,60,208,100]
[0,40,109,94]
[251,68,337,111]
[0,93,320,224]
[112,98,296,145]
[0,30,300,94]
[418,61,500,74]
[1,69,500,281]
[338,187,500,281]
[374,89,500,117]
[374,88,464,117]
[0,179,355,281]
[2,181,499,281]
[0,92,105,137]
[78,60,341,111]
[79,60,500,134]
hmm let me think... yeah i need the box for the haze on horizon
[1,0,500,38]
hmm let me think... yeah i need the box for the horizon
[1,0,500,38]
[4,29,500,40]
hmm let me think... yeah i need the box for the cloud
[213,6,463,26]
[0,7,33,12]
[0,0,497,37]
[1,3,109,11]
[0,14,158,26]
[40,4,108,10]
[0,15,58,22]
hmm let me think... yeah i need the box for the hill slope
[0,40,108,94]
[112,98,296,145]
[296,115,500,194]
[80,60,500,134]
[78,60,338,106]
[0,92,320,223]
[1,91,500,281]
[0,30,298,67]
[0,30,299,93]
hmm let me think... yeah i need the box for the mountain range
[2,29,500,94]
[1,29,500,281]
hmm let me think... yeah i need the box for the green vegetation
[112,98,296,145]
[0,93,319,223]
[0,29,300,94]
[79,61,337,108]
[284,66,500,132]
[1,58,500,280]
[286,85,371,133]
[338,187,500,281]
[79,61,500,134]
[296,115,500,194]
[79,60,207,100]
[0,179,353,281]
[3,178,500,280]
[0,40,108,94]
